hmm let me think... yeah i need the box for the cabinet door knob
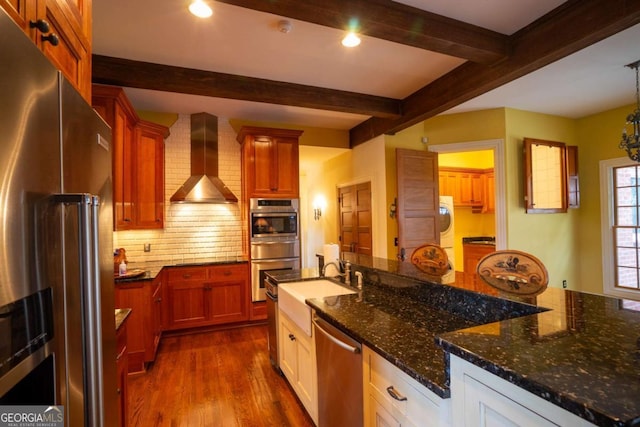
[288,333,296,341]
[41,33,59,46]
[29,19,50,33]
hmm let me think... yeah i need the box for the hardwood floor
[127,324,314,427]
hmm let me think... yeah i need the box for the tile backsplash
[113,114,244,274]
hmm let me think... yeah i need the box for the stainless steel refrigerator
[0,7,117,427]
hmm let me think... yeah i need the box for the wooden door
[396,149,439,261]
[339,182,372,255]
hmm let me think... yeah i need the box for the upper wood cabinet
[1,0,91,101]
[439,167,493,212]
[92,85,169,230]
[237,126,303,198]
[134,121,167,229]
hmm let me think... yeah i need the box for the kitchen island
[267,254,640,427]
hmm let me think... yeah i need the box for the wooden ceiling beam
[91,55,402,119]
[350,0,640,146]
[216,0,509,65]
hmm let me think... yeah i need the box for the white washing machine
[439,196,455,248]
[439,196,455,284]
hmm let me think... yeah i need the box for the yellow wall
[439,150,494,168]
[503,109,579,289]
[575,104,635,294]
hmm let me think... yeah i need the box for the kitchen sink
[278,280,356,336]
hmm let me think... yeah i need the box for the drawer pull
[116,346,127,361]
[223,270,232,276]
[183,274,191,279]
[386,385,407,402]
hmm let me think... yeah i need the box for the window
[600,157,640,298]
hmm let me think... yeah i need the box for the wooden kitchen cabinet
[164,263,250,331]
[164,266,209,330]
[463,243,496,289]
[151,273,163,357]
[116,319,128,427]
[1,0,91,101]
[114,276,163,373]
[92,85,169,230]
[133,121,166,229]
[483,171,495,213]
[439,167,493,212]
[207,263,249,324]
[459,171,484,207]
[237,126,303,198]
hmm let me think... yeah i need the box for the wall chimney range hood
[170,113,238,203]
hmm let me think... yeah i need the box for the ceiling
[92,0,640,150]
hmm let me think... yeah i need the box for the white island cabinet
[278,309,318,424]
[450,354,596,427]
[363,346,451,427]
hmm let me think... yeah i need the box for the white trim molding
[599,156,640,299]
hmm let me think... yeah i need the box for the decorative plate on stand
[476,250,548,296]
[410,244,450,276]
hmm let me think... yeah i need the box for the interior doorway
[428,139,506,250]
[338,182,372,255]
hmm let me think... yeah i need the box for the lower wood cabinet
[164,263,249,331]
[449,354,596,427]
[114,275,163,373]
[116,321,128,427]
[363,346,451,427]
[278,310,317,424]
[463,244,496,289]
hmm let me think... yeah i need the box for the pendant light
[619,60,640,161]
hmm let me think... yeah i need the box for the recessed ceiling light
[342,32,361,47]
[189,0,213,18]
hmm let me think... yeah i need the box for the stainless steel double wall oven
[250,198,300,302]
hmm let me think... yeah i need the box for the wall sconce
[312,194,327,221]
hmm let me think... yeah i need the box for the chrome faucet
[355,271,363,290]
[321,260,352,286]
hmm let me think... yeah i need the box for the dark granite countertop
[267,254,640,427]
[115,308,131,331]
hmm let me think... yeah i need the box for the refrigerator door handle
[53,193,104,427]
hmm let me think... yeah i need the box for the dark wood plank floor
[127,324,314,427]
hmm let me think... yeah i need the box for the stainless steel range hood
[170,113,238,203]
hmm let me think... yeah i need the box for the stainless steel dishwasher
[313,315,363,427]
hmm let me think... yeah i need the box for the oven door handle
[251,257,300,263]
[251,241,298,245]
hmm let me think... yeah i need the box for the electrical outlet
[562,279,567,288]
[144,243,151,252]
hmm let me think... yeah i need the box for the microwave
[250,198,299,241]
